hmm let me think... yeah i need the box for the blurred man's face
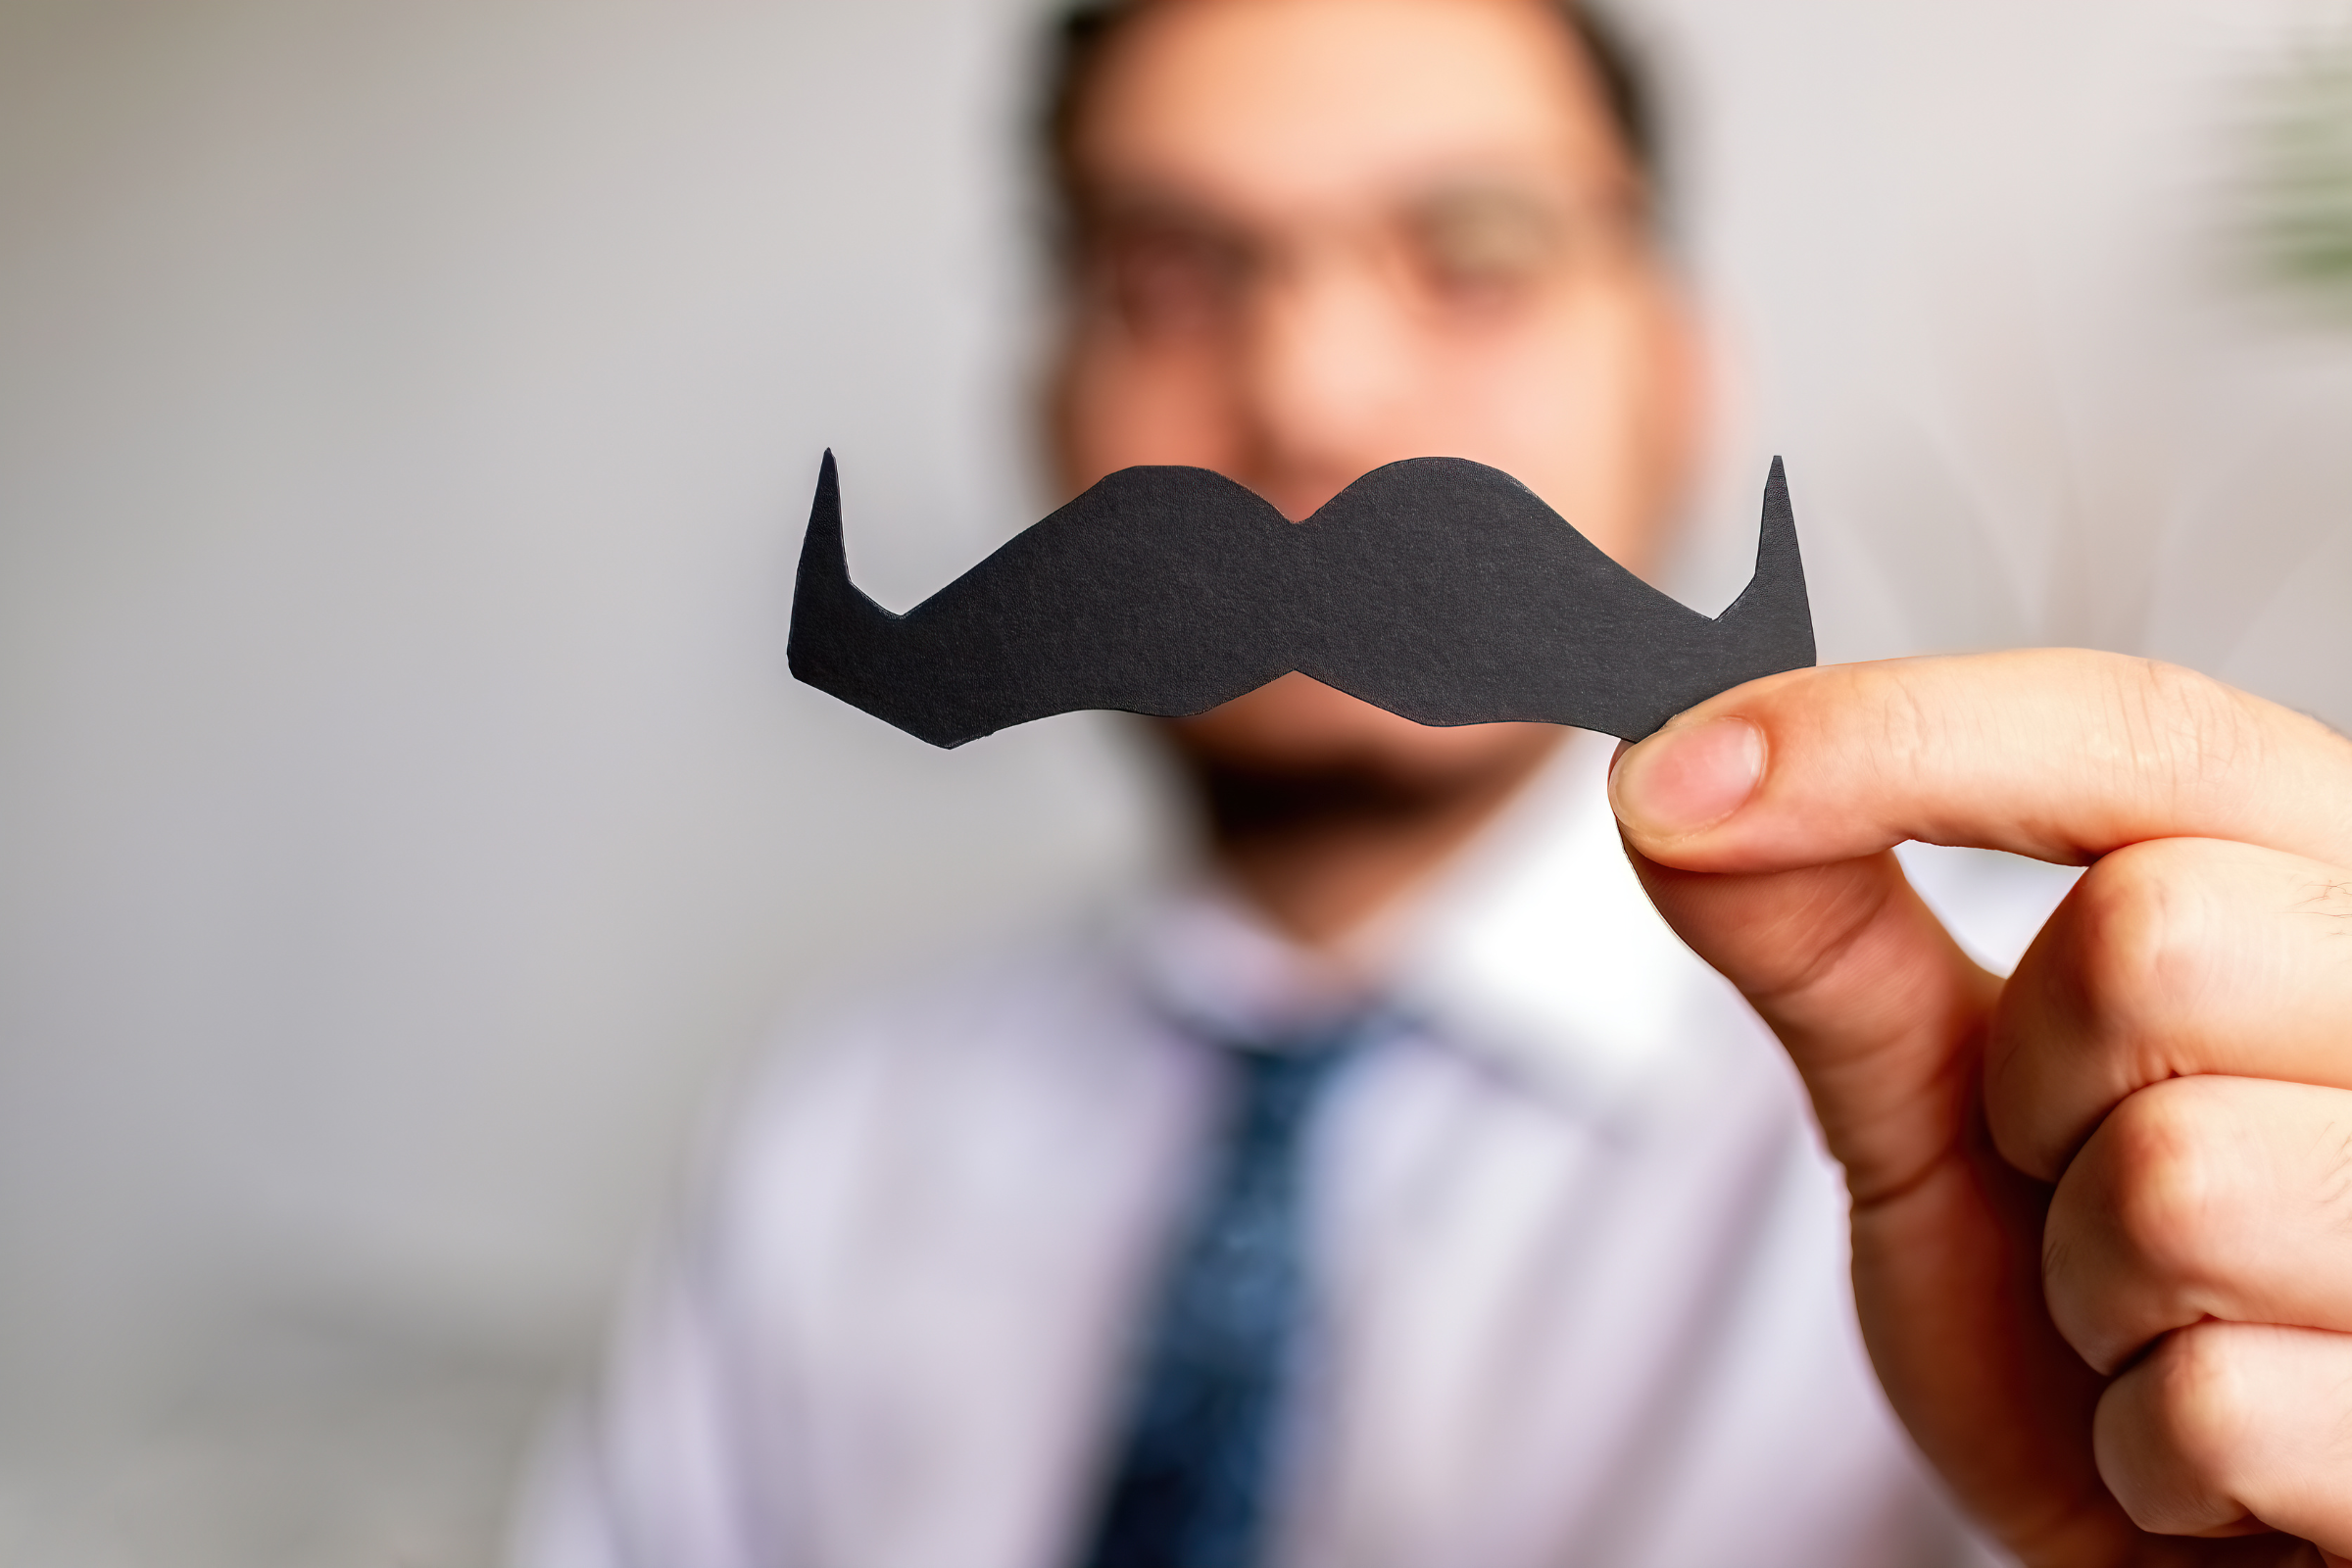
[1053,0,1700,787]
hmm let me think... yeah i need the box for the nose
[1233,250,1419,520]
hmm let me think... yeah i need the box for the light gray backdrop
[4,2,2348,1564]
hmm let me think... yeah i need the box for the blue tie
[1077,1018,1373,1568]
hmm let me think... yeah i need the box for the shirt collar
[1129,878,1378,1047]
[1129,735,1741,1114]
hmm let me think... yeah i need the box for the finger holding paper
[1610,650,2352,1565]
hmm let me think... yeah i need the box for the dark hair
[1039,0,1661,221]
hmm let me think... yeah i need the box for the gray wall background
[3,2,2348,1564]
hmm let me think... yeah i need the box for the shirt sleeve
[511,1242,786,1568]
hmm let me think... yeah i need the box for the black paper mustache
[788,452,1814,747]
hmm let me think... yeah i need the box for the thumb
[1614,835,1994,1205]
[1604,697,1997,1198]
[1614,820,2129,1562]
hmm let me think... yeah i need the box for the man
[524,2,2352,1564]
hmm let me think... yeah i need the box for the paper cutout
[789,453,1813,747]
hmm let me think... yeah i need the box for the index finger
[1608,649,2352,874]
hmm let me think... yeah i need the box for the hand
[1607,650,2352,1567]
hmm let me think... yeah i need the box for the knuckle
[2138,1325,2257,1499]
[2098,1081,2231,1281]
[2038,1209,2112,1367]
[2064,841,2210,1049]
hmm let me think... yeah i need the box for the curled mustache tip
[1711,454,1814,671]
[785,449,917,734]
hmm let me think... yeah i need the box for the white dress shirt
[522,738,2064,1568]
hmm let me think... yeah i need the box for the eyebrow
[1408,179,1569,221]
[1065,175,1245,230]
[1070,165,1578,230]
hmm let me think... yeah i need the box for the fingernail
[1609,716,1764,838]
